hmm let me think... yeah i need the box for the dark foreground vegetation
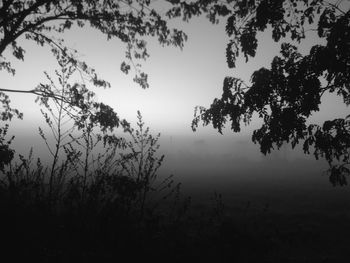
[1,110,350,262]
[1,166,350,263]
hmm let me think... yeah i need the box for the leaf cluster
[0,0,191,89]
[193,0,350,185]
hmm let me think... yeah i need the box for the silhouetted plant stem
[82,126,92,202]
[48,76,66,205]
[137,128,144,183]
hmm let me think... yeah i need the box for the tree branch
[0,87,71,105]
[9,0,51,35]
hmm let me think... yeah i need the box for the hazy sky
[1,4,349,198]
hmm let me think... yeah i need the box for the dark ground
[2,179,350,263]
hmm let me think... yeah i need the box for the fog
[2,11,349,218]
[154,134,350,214]
[8,123,349,216]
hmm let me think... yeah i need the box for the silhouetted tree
[0,0,190,90]
[0,0,232,167]
[191,0,350,185]
[0,0,178,167]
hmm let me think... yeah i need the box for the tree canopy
[0,0,232,171]
[192,0,350,186]
[0,0,233,118]
[0,0,188,92]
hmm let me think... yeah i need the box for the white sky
[2,14,346,132]
[1,7,348,191]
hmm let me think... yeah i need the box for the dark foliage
[192,0,350,186]
[0,124,14,171]
[0,0,191,89]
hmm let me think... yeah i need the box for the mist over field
[9,124,350,217]
[157,135,349,213]
[2,7,347,212]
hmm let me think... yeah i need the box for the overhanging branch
[0,87,71,105]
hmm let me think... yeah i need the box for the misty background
[2,12,349,214]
